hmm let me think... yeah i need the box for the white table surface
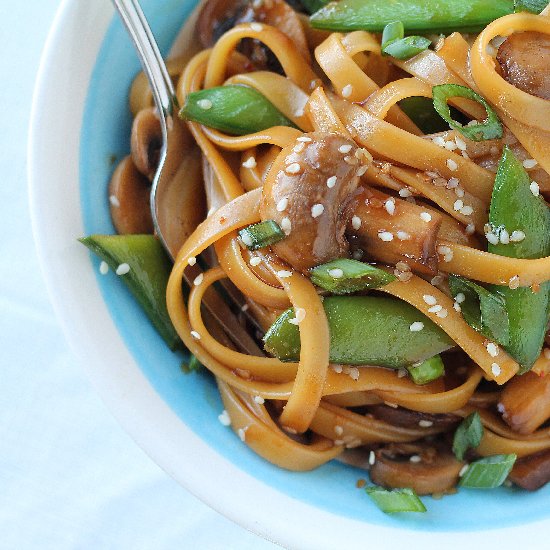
[1,1,279,547]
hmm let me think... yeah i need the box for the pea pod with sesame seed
[487,147,550,371]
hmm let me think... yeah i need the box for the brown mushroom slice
[260,132,366,272]
[496,31,550,100]
[370,443,464,495]
[130,107,163,181]
[346,187,442,275]
[509,449,550,490]
[108,155,154,235]
[368,404,460,431]
[498,372,550,435]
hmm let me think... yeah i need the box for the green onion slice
[432,84,503,141]
[381,21,404,50]
[514,0,547,13]
[238,220,285,250]
[310,259,396,294]
[448,274,510,347]
[407,355,445,385]
[365,486,427,513]
[452,412,484,461]
[382,36,431,60]
[459,454,517,488]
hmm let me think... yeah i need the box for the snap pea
[79,234,181,350]
[310,0,515,33]
[488,147,550,371]
[263,296,454,368]
[179,85,296,135]
[407,355,445,385]
[514,0,548,13]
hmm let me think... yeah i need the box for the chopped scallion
[382,35,432,60]
[239,220,285,250]
[452,412,484,461]
[365,486,427,513]
[309,258,396,294]
[432,84,503,141]
[407,355,445,385]
[459,454,517,488]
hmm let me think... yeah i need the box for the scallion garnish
[407,355,445,385]
[459,454,517,488]
[448,274,510,347]
[365,486,427,513]
[452,412,484,461]
[432,84,503,141]
[309,258,396,294]
[514,0,547,13]
[239,220,285,250]
[380,21,431,60]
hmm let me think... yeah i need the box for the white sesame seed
[419,420,433,428]
[294,108,304,117]
[328,268,344,278]
[486,232,499,246]
[423,294,437,305]
[334,425,344,436]
[465,223,475,235]
[190,330,201,340]
[369,451,376,465]
[396,231,411,241]
[453,302,462,312]
[295,308,306,323]
[508,275,520,289]
[530,181,540,197]
[523,159,538,169]
[286,162,301,174]
[193,273,204,286]
[460,205,473,216]
[444,252,453,262]
[342,84,353,98]
[499,228,510,244]
[277,270,293,279]
[455,136,467,151]
[197,98,212,110]
[281,217,291,235]
[293,142,305,153]
[426,171,440,179]
[454,199,464,211]
[420,212,432,222]
[188,256,197,266]
[116,263,130,276]
[428,304,443,313]
[455,293,466,304]
[109,195,120,207]
[510,230,526,242]
[242,156,257,169]
[378,231,394,242]
[218,410,231,426]
[486,342,499,357]
[332,364,343,374]
[396,261,411,272]
[311,203,324,218]
[240,233,253,247]
[431,275,444,285]
[250,256,262,267]
[399,188,412,198]
[491,363,501,377]
[436,308,448,318]
[276,197,289,212]
[445,140,457,151]
[397,368,408,378]
[455,187,465,198]
[241,303,249,312]
[446,159,458,171]
[356,165,368,177]
[339,144,353,154]
[410,322,425,332]
[238,427,247,441]
[459,464,469,477]
[250,22,263,31]
[462,151,470,159]
[437,245,451,255]
[297,136,312,142]
[433,136,446,147]
[410,455,422,463]
[99,261,109,275]
[352,216,362,230]
[467,119,479,127]
[447,177,460,188]
[254,395,265,404]
[326,176,337,188]
[348,367,360,380]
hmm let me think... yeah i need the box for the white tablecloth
[1,1,278,547]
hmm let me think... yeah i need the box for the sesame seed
[99,261,109,275]
[499,228,510,244]
[297,136,312,142]
[530,181,540,197]
[294,108,304,117]
[431,274,444,285]
[410,322,424,332]
[454,199,464,211]
[396,261,411,272]
[250,22,263,31]
[410,455,422,463]
[250,256,262,267]
[523,158,538,169]
[426,171,440,179]
[254,395,265,404]
[188,256,197,266]
[342,84,353,98]
[238,427,247,441]
[332,364,343,374]
[190,330,201,340]
[396,271,413,282]
[326,176,337,188]
[311,203,324,218]
[433,136,446,147]
[334,425,344,436]
[352,216,362,230]
[459,464,469,477]
[433,177,448,187]
[385,199,396,216]
[508,275,520,289]
[462,151,470,159]
[397,368,408,378]
[396,231,411,241]
[445,140,457,151]
[338,144,353,154]
[293,142,305,153]
[399,188,412,198]
[467,120,479,127]
[285,162,301,174]
[436,308,448,318]
[218,410,231,426]
[465,223,475,235]
[281,217,291,235]
[446,159,458,171]
[453,302,462,312]
[437,245,451,255]
[369,451,376,465]
[455,293,466,304]
[419,420,433,428]
[420,211,432,222]
[348,367,360,380]
[109,195,120,207]
[295,308,306,323]
[240,233,253,247]
[241,304,249,312]
[197,98,212,110]
[428,304,443,313]
[378,231,394,242]
[356,165,368,177]
[455,136,467,151]
[491,363,501,377]
[276,197,288,212]
[455,187,465,198]
[510,230,525,242]
[116,263,130,276]
[328,268,344,278]
[460,205,474,216]
[277,270,292,279]
[423,294,437,305]
[242,156,257,169]
[486,232,499,245]
[486,342,499,357]
[193,273,204,286]
[447,177,459,188]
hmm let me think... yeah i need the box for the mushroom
[496,31,550,100]
[370,442,464,495]
[498,371,550,434]
[260,132,366,272]
[509,449,550,491]
[108,155,154,235]
[368,405,460,431]
[130,107,163,181]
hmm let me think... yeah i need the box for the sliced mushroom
[370,442,464,495]
[368,405,460,431]
[498,372,550,434]
[260,132,366,272]
[108,155,154,235]
[509,449,550,491]
[346,187,442,275]
[496,31,550,100]
[130,107,163,181]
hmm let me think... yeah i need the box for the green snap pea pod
[263,296,454,368]
[300,0,331,14]
[179,85,297,136]
[79,234,181,350]
[310,0,514,33]
[407,355,445,385]
[488,147,550,371]
[514,0,548,13]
